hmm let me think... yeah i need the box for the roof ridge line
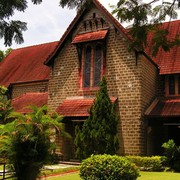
[13,41,59,51]
[44,0,131,65]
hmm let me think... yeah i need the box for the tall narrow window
[94,44,102,86]
[84,46,91,87]
[169,76,175,95]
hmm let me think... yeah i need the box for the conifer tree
[75,77,119,160]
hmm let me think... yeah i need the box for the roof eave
[44,10,85,66]
[44,0,132,66]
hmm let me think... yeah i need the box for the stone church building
[0,0,180,159]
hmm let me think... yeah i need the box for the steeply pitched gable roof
[0,41,59,87]
[44,0,131,65]
[146,20,180,74]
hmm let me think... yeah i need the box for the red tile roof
[44,0,131,65]
[12,92,48,113]
[0,41,59,87]
[72,29,108,44]
[145,98,180,117]
[146,20,180,74]
[56,97,117,117]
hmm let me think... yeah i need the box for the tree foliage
[59,0,92,10]
[0,86,13,124]
[0,50,4,62]
[111,0,180,56]
[0,0,42,47]
[1,0,179,55]
[0,48,13,62]
[75,77,119,160]
[0,105,67,180]
[162,139,180,172]
[60,0,180,57]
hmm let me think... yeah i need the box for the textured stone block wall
[12,81,49,99]
[140,55,158,154]
[48,6,158,156]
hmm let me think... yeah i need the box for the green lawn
[46,172,80,180]
[138,171,180,180]
[47,171,180,180]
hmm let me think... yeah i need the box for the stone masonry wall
[12,81,49,99]
[48,6,158,156]
[48,41,79,112]
[105,29,142,155]
[140,55,158,154]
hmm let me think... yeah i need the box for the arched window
[169,76,175,95]
[84,46,91,87]
[94,44,102,86]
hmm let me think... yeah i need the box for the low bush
[162,139,180,172]
[126,156,164,171]
[80,154,140,180]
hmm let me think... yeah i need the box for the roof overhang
[44,0,133,66]
[72,29,108,44]
[56,97,117,117]
[145,98,180,118]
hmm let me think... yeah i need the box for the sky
[0,0,119,51]
[1,0,179,51]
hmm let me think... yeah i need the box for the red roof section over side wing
[72,29,108,44]
[146,20,180,74]
[0,41,59,87]
[145,98,180,117]
[12,92,48,114]
[56,97,117,117]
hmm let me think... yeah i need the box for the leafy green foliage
[0,0,43,47]
[4,48,13,57]
[59,0,92,10]
[0,50,4,62]
[0,106,67,180]
[111,0,180,56]
[162,139,180,172]
[80,154,140,180]
[126,156,164,171]
[75,77,119,160]
[0,86,13,124]
[0,48,13,62]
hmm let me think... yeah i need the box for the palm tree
[0,105,68,180]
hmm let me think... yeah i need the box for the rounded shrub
[80,154,140,180]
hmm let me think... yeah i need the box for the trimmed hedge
[80,154,140,180]
[126,156,164,171]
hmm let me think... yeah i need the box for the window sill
[165,94,180,97]
[79,87,99,92]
